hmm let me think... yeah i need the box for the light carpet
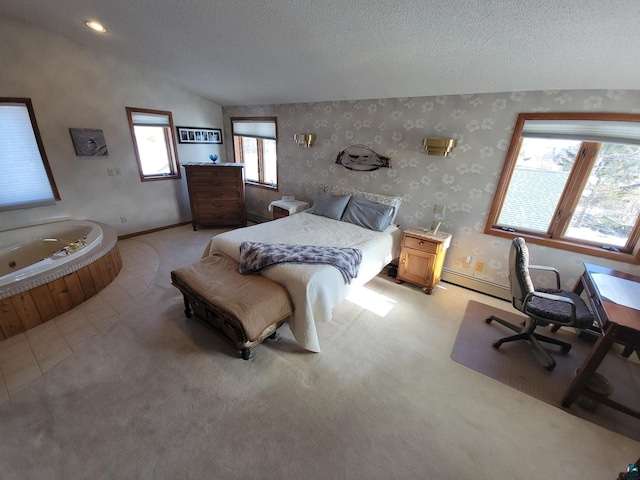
[451,300,640,442]
[0,225,638,479]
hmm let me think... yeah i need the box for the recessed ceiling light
[85,21,107,33]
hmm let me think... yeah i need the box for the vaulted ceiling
[1,0,639,106]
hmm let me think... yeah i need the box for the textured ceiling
[1,0,639,106]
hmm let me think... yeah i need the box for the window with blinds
[231,117,278,190]
[486,112,640,263]
[126,107,180,181]
[0,98,60,212]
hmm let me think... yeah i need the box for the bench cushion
[171,253,292,341]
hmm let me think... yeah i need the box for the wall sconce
[294,134,316,148]
[423,138,457,157]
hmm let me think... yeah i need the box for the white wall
[223,91,640,293]
[0,17,225,235]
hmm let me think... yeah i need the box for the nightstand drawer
[403,235,439,254]
[273,206,289,219]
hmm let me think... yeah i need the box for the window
[231,117,278,190]
[486,113,640,263]
[126,107,181,181]
[0,98,60,211]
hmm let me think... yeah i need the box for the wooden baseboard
[117,221,192,240]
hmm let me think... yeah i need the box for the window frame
[485,112,640,264]
[126,107,181,182]
[0,97,60,211]
[230,116,279,191]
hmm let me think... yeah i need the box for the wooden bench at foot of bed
[170,252,293,359]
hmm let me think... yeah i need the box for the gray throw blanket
[239,242,362,284]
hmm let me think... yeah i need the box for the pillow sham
[307,191,351,220]
[324,185,402,223]
[341,195,395,232]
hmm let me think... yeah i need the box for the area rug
[451,300,640,442]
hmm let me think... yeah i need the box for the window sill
[485,227,640,265]
[140,173,181,182]
[246,181,278,192]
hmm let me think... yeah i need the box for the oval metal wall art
[335,144,391,171]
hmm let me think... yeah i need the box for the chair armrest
[529,264,561,289]
[523,290,577,323]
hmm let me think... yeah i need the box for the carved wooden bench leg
[182,294,192,318]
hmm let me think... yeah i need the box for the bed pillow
[324,185,402,223]
[341,196,395,231]
[307,191,352,220]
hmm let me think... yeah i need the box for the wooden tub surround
[0,223,122,340]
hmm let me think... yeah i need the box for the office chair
[486,237,594,371]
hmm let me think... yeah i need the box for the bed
[202,186,403,352]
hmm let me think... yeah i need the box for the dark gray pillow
[308,191,351,220]
[342,196,395,231]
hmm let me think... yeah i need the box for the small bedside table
[395,227,452,294]
[268,199,310,220]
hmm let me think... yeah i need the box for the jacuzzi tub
[0,220,122,339]
[0,220,104,289]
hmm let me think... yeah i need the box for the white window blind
[522,119,640,145]
[131,111,171,127]
[0,102,57,211]
[232,120,276,140]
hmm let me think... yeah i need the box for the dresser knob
[419,241,424,246]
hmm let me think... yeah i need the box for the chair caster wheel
[241,348,250,360]
[561,344,571,353]
[486,317,493,324]
[544,362,556,371]
[492,341,502,349]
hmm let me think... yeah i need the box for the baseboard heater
[441,268,511,301]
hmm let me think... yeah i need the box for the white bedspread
[202,212,401,352]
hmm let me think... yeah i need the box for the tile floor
[0,238,159,403]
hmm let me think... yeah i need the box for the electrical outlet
[434,204,446,215]
[475,261,484,272]
[114,168,122,176]
[107,168,115,176]
[120,216,127,223]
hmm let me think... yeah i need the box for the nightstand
[395,227,452,294]
[268,199,310,220]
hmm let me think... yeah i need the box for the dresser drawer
[189,179,243,191]
[194,200,244,214]
[192,190,244,202]
[187,168,242,181]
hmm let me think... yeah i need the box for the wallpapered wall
[223,90,640,293]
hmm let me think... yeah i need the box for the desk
[561,263,640,419]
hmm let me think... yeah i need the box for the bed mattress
[202,212,401,352]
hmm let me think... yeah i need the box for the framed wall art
[69,128,109,156]
[176,126,222,144]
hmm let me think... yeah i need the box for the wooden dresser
[396,227,452,294]
[183,163,246,230]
